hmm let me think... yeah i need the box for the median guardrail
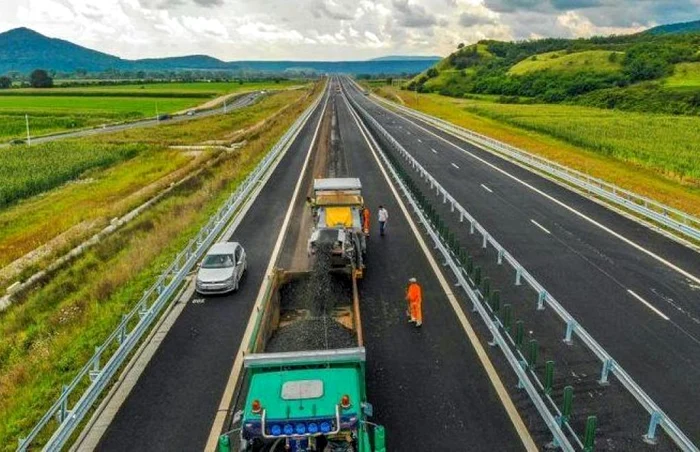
[363,84,700,245]
[345,87,698,452]
[18,88,325,452]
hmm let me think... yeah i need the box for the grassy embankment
[0,80,303,140]
[372,86,700,215]
[0,81,321,449]
[0,89,310,288]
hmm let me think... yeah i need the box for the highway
[1,91,261,147]
[341,77,700,446]
[84,80,531,451]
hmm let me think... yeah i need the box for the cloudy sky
[0,0,697,61]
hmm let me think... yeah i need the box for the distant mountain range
[643,19,700,35]
[0,28,441,75]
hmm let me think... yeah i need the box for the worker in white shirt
[378,205,388,236]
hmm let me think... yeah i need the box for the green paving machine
[221,178,384,452]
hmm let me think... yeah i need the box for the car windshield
[201,253,235,269]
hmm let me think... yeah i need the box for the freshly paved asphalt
[1,92,260,147]
[342,78,700,446]
[97,90,326,451]
[96,81,528,451]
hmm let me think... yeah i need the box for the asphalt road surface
[1,91,261,147]
[342,77,700,446]
[95,81,528,451]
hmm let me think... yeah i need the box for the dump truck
[225,179,384,452]
[307,178,366,279]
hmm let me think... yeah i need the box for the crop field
[465,102,700,183]
[0,141,146,209]
[373,86,700,215]
[508,50,624,75]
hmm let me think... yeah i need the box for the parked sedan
[195,242,247,295]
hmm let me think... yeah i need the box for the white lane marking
[627,290,670,320]
[431,148,438,154]
[451,162,460,169]
[530,219,551,235]
[374,102,700,287]
[481,184,493,193]
[343,93,537,452]
[417,138,422,143]
[205,90,329,450]
[406,130,411,135]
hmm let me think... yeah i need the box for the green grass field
[665,62,700,88]
[509,50,624,75]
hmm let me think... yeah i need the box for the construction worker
[405,277,423,327]
[378,205,388,237]
[362,205,370,237]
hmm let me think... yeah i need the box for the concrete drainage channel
[345,90,698,451]
[16,88,326,452]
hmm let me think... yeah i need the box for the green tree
[0,76,11,89]
[457,43,465,49]
[29,69,53,88]
[426,68,439,78]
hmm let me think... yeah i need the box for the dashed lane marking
[431,148,438,154]
[628,289,670,320]
[451,162,460,169]
[481,184,493,193]
[530,219,551,235]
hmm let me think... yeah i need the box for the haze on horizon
[0,0,697,61]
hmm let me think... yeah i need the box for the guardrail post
[469,220,475,234]
[497,249,503,265]
[481,277,491,299]
[515,320,524,347]
[118,315,127,344]
[643,411,663,444]
[598,359,613,386]
[544,360,554,395]
[584,416,597,451]
[561,386,573,424]
[482,233,488,248]
[57,385,69,423]
[459,211,464,223]
[89,346,101,381]
[528,339,538,369]
[515,267,522,286]
[502,304,512,333]
[563,319,576,345]
[491,290,501,316]
[537,290,547,311]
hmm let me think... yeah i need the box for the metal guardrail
[367,90,700,244]
[344,93,575,450]
[346,89,698,451]
[18,89,325,452]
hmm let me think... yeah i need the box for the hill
[0,28,437,75]
[644,20,700,36]
[407,25,700,115]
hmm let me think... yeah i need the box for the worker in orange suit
[405,277,423,327]
[362,206,370,237]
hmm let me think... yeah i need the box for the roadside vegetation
[0,81,321,449]
[372,86,700,215]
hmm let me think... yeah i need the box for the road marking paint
[417,138,422,143]
[431,148,438,154]
[481,184,493,193]
[343,93,537,452]
[406,130,411,135]
[205,89,329,450]
[627,290,670,320]
[451,162,460,169]
[530,219,551,235]
[375,102,700,287]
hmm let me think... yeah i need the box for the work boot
[415,322,422,327]
[408,318,416,323]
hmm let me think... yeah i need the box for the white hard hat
[408,277,417,283]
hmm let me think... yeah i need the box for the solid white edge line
[371,97,700,287]
[204,88,329,450]
[530,219,551,235]
[627,290,670,321]
[481,184,493,193]
[451,162,460,169]
[342,90,537,452]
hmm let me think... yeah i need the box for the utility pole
[25,114,31,147]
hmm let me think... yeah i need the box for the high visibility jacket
[406,282,422,305]
[362,208,370,229]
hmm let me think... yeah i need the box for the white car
[195,242,247,295]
